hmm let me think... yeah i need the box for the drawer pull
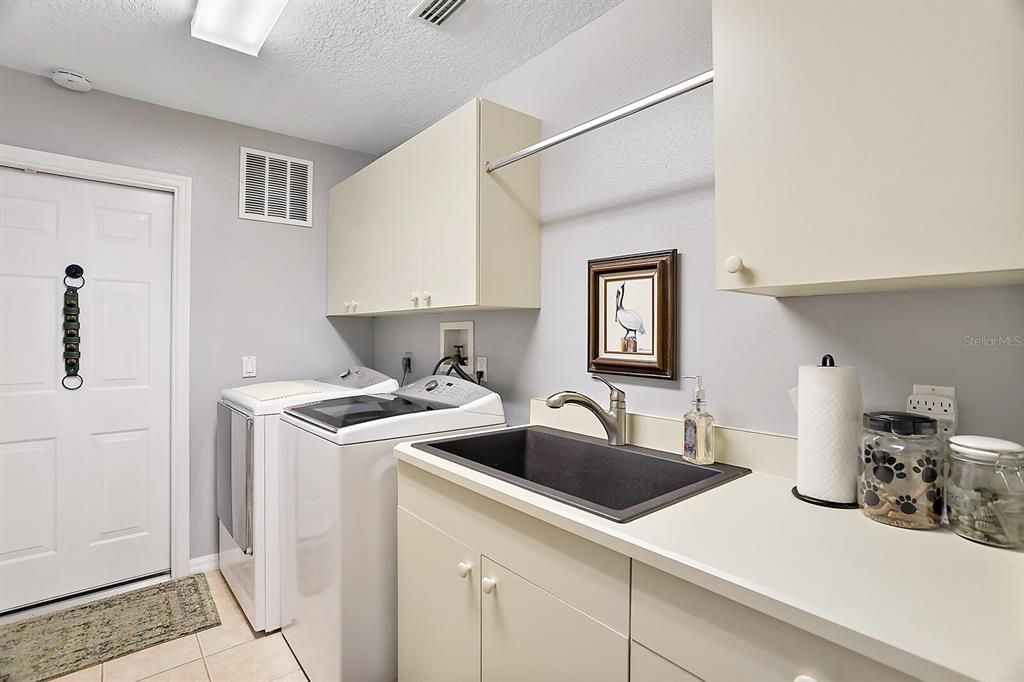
[457,561,472,578]
[411,292,420,303]
[481,577,497,594]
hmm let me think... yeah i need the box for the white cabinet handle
[422,291,432,304]
[411,292,420,303]
[457,561,472,578]
[793,676,818,682]
[351,301,358,311]
[724,255,745,273]
[343,300,351,309]
[481,577,496,594]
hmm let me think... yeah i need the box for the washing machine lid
[285,394,449,433]
[220,366,398,416]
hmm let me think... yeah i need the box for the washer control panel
[397,375,493,407]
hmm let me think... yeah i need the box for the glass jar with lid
[946,435,1024,548]
[858,411,944,530]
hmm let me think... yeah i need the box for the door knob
[481,577,496,594]
[724,255,745,273]
[457,561,471,578]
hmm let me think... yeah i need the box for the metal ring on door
[61,374,84,390]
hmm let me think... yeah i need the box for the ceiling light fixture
[190,0,289,56]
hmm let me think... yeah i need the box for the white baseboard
[189,553,219,575]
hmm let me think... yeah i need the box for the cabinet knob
[422,291,432,304]
[343,300,351,309]
[724,255,745,273]
[481,577,497,594]
[793,676,818,682]
[411,292,420,303]
[457,561,472,578]
[351,301,358,311]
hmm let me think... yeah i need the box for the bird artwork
[614,283,645,352]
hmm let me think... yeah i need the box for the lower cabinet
[481,556,628,682]
[397,507,628,682]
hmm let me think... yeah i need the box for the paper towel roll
[796,362,863,504]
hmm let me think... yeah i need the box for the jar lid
[863,411,937,436]
[949,435,1024,463]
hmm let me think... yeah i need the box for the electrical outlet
[401,353,413,373]
[475,356,488,383]
[906,384,957,439]
[242,355,257,378]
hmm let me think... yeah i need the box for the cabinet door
[417,99,478,310]
[480,557,627,682]
[398,509,479,682]
[327,156,421,314]
[713,0,1024,295]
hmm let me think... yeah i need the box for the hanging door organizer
[62,263,85,390]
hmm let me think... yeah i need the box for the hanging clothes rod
[485,69,714,173]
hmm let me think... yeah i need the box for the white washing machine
[279,375,505,682]
[216,367,398,632]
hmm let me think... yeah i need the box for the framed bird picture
[587,249,677,379]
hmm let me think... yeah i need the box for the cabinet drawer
[631,561,916,682]
[631,641,702,682]
[398,461,630,634]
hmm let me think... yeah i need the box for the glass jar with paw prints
[858,411,944,530]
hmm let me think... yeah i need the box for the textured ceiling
[0,0,622,154]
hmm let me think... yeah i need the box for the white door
[0,166,173,612]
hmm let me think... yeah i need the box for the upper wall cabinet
[713,0,1024,296]
[327,99,540,316]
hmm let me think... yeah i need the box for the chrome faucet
[546,376,627,446]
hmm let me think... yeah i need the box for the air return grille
[239,147,313,227]
[408,0,466,26]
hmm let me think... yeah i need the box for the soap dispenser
[682,375,715,465]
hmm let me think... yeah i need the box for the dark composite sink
[413,425,750,522]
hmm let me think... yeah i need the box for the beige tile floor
[52,571,306,682]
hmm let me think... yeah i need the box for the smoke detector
[51,69,92,92]
[408,0,466,26]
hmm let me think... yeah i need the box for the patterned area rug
[0,574,220,682]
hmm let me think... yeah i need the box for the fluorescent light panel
[191,0,289,56]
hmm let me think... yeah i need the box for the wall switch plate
[907,384,957,439]
[242,355,257,378]
[475,356,488,383]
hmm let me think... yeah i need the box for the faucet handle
[592,375,625,404]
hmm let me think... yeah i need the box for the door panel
[0,167,172,612]
[480,556,628,682]
[398,508,479,682]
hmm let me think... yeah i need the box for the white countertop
[396,440,1024,682]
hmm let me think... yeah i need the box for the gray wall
[375,0,1024,441]
[0,67,376,559]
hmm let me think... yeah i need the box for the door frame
[0,144,192,579]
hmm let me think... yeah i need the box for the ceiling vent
[239,147,313,227]
[408,0,467,26]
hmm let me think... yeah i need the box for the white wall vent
[408,0,467,26]
[239,147,313,227]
